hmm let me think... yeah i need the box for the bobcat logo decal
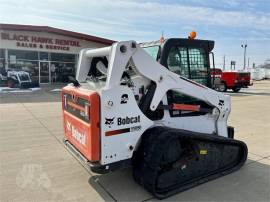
[105,117,115,128]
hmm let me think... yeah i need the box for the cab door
[161,43,212,118]
[160,44,215,133]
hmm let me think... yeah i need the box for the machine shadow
[88,167,152,202]
[88,160,270,202]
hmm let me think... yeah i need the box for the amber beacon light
[188,31,197,40]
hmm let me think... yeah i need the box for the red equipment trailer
[211,68,252,92]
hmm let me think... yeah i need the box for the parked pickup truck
[211,68,252,92]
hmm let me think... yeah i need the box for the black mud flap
[132,127,248,199]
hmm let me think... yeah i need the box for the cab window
[188,48,208,86]
[167,46,189,77]
[143,46,160,60]
[167,46,208,86]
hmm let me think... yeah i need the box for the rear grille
[63,93,90,123]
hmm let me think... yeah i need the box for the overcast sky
[0,0,269,69]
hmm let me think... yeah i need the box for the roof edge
[0,23,115,45]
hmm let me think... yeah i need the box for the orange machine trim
[105,128,130,136]
[172,104,200,112]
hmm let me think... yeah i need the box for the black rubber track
[132,126,248,199]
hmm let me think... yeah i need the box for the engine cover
[62,86,100,162]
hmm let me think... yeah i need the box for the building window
[8,49,38,61]
[7,50,39,82]
[8,60,39,82]
[0,49,5,75]
[0,49,5,58]
[51,53,76,83]
[51,62,75,83]
[39,52,49,61]
[51,53,75,62]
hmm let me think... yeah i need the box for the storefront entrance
[39,61,50,83]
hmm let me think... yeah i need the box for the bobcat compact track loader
[62,38,248,199]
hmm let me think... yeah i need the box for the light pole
[241,44,247,70]
[223,55,225,70]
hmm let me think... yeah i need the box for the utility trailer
[211,68,252,92]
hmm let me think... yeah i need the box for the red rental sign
[1,32,81,51]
